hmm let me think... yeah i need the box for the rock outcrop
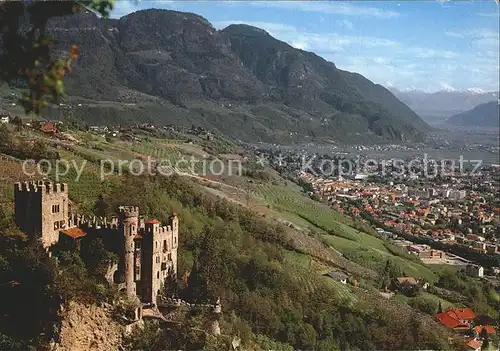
[52,302,125,351]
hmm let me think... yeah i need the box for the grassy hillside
[0,125,473,350]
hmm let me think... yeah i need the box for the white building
[465,264,484,278]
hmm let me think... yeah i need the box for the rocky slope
[43,9,430,143]
[52,302,125,351]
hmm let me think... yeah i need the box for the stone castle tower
[118,206,140,299]
[13,181,179,306]
[14,181,69,248]
[139,212,179,304]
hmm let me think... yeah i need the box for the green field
[393,292,456,310]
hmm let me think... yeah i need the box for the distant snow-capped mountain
[389,87,499,124]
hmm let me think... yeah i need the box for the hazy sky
[110,1,500,93]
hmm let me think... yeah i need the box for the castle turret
[170,212,179,273]
[118,206,139,299]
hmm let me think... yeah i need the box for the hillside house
[465,338,482,351]
[435,307,477,333]
[39,121,58,135]
[474,325,496,338]
[0,114,10,124]
[324,271,348,284]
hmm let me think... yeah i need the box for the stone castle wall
[13,182,179,305]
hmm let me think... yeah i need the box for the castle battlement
[160,225,172,234]
[118,206,140,218]
[72,215,120,230]
[14,181,68,194]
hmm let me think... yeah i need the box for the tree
[11,116,23,132]
[480,328,489,350]
[438,300,443,313]
[93,194,110,217]
[186,225,228,302]
[0,124,13,152]
[0,0,114,114]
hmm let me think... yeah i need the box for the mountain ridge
[389,87,499,124]
[40,9,430,143]
[445,101,499,128]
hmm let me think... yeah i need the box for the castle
[14,181,178,306]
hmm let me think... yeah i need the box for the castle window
[168,253,172,261]
[155,242,158,249]
[157,271,159,279]
[59,220,65,228]
[174,237,177,244]
[156,256,159,264]
[53,221,59,230]
[52,204,60,213]
[163,240,167,251]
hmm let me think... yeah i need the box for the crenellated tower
[118,206,139,299]
[14,181,69,248]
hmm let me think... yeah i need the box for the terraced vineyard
[129,141,182,160]
[284,250,357,307]
[321,234,438,283]
[42,149,121,213]
[256,183,438,283]
[127,141,206,174]
[254,183,362,238]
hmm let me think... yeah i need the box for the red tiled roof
[396,277,418,285]
[466,338,482,350]
[475,325,496,335]
[60,227,86,239]
[435,312,466,329]
[40,121,57,133]
[445,307,477,321]
[144,219,161,224]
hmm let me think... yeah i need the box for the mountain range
[36,9,431,143]
[446,101,499,128]
[390,88,499,125]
